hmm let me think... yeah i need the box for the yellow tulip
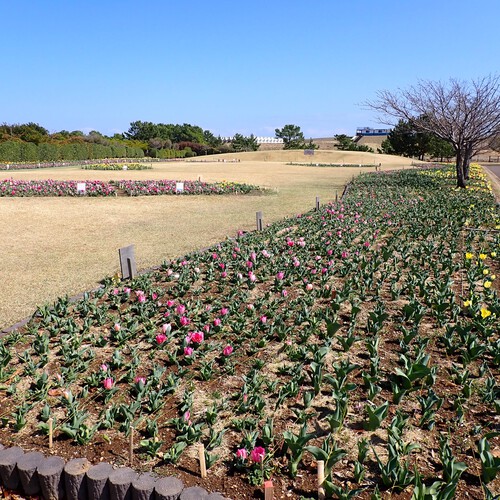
[480,308,491,319]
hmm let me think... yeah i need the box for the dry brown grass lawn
[0,150,415,329]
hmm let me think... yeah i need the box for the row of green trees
[0,140,144,163]
[0,121,264,161]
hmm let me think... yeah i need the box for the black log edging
[17,450,44,496]
[132,472,157,500]
[64,457,92,500]
[0,446,24,490]
[154,476,184,500]
[38,455,65,500]
[0,443,231,500]
[109,466,138,500]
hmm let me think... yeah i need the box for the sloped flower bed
[0,165,498,498]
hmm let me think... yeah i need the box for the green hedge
[0,141,144,162]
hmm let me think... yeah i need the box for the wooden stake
[129,427,134,466]
[264,480,274,500]
[198,444,207,479]
[48,418,53,449]
[317,460,325,500]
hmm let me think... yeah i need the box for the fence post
[119,245,137,280]
[315,196,320,211]
[256,211,263,231]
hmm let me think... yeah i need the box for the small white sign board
[122,165,128,170]
[175,182,184,193]
[77,182,86,195]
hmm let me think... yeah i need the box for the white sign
[175,182,184,193]
[77,182,86,195]
[122,165,128,170]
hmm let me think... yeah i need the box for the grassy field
[0,150,415,329]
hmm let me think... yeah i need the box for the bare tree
[365,75,500,187]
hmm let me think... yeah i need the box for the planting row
[81,163,152,171]
[0,179,260,197]
[0,165,498,498]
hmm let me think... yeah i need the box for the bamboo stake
[198,444,207,479]
[264,480,274,500]
[317,460,325,500]
[48,418,53,449]
[129,427,134,466]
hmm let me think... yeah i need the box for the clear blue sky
[1,0,498,138]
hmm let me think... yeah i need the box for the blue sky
[1,0,498,138]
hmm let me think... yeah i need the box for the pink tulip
[306,283,313,291]
[220,307,229,316]
[166,299,175,307]
[100,364,108,372]
[176,304,186,315]
[113,323,121,332]
[134,376,146,385]
[236,448,248,460]
[276,271,285,280]
[213,318,222,327]
[250,446,266,463]
[103,378,114,390]
[156,334,167,344]
[223,345,233,356]
[162,323,171,334]
[184,346,194,356]
[179,316,190,326]
[191,331,204,344]
[260,315,267,324]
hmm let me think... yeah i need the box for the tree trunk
[463,144,473,180]
[455,150,466,188]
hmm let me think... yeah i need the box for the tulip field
[0,164,499,498]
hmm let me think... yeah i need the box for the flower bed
[287,162,378,168]
[0,165,498,498]
[81,164,152,171]
[0,179,116,197]
[113,179,259,196]
[0,179,260,197]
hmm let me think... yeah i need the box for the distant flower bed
[113,179,260,196]
[82,164,152,171]
[0,179,116,197]
[287,162,378,168]
[0,179,260,197]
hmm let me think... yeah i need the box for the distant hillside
[200,149,418,167]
